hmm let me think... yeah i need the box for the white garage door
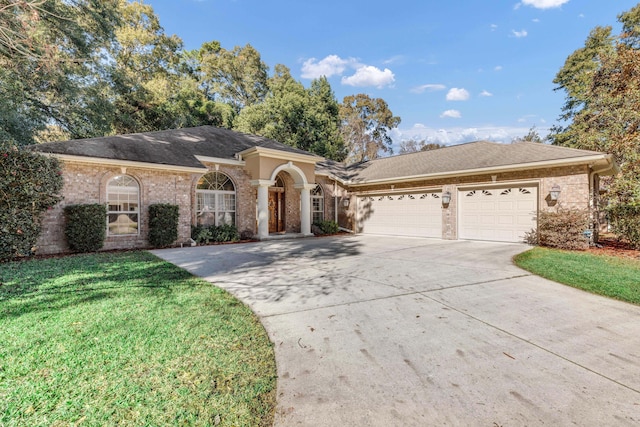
[458,186,537,243]
[358,192,442,238]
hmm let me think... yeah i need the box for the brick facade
[36,159,596,255]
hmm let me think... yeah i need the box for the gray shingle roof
[33,126,316,168]
[317,141,608,183]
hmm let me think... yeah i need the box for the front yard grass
[0,251,276,427]
[514,247,640,305]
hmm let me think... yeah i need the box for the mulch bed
[588,236,640,260]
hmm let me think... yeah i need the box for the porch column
[297,183,316,236]
[251,180,273,239]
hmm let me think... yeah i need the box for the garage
[357,192,442,238]
[458,186,538,243]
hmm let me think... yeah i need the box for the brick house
[33,126,617,254]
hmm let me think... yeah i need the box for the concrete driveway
[152,235,640,426]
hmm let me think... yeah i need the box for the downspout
[334,177,338,223]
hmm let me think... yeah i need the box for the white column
[252,180,272,239]
[297,184,315,236]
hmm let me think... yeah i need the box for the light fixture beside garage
[550,184,561,201]
[342,197,350,207]
[442,190,452,206]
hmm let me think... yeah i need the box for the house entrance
[268,176,285,233]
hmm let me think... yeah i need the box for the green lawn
[514,247,640,305]
[0,251,276,427]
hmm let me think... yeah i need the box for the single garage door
[358,192,442,238]
[458,186,537,243]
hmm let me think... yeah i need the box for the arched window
[311,184,324,224]
[107,175,140,235]
[196,172,236,226]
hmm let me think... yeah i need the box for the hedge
[148,204,179,248]
[0,144,63,261]
[64,204,107,253]
[191,224,240,245]
[607,204,640,249]
[526,208,590,251]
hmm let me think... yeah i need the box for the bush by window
[64,204,107,252]
[148,204,179,248]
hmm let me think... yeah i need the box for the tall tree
[234,65,345,160]
[0,0,120,145]
[551,4,640,203]
[199,43,269,113]
[339,94,401,164]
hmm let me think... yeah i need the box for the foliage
[529,208,590,251]
[64,204,107,253]
[199,42,269,113]
[0,0,121,145]
[191,224,240,245]
[399,139,445,153]
[0,145,63,261]
[514,247,640,305]
[313,220,340,235]
[551,4,640,204]
[340,93,401,164]
[511,125,543,143]
[148,204,179,248]
[0,251,277,426]
[606,204,640,249]
[235,66,345,160]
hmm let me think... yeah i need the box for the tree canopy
[0,0,400,162]
[551,4,640,204]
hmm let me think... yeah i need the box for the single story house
[32,125,617,254]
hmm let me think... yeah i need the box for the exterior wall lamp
[342,198,350,208]
[442,190,451,206]
[550,184,561,201]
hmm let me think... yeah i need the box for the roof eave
[41,153,208,174]
[346,154,614,187]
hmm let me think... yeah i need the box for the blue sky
[148,0,639,148]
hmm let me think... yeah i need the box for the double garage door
[358,186,537,243]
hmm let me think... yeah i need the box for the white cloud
[512,29,528,38]
[341,66,395,88]
[411,84,446,94]
[440,110,462,119]
[532,18,540,23]
[480,90,493,97]
[446,88,470,101]
[390,124,551,149]
[491,24,498,31]
[301,55,354,79]
[494,65,503,71]
[520,0,570,9]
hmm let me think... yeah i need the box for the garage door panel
[359,192,442,238]
[459,186,537,243]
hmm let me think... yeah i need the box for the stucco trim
[239,146,321,164]
[195,155,245,167]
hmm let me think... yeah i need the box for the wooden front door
[268,190,285,233]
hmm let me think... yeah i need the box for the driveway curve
[153,235,640,426]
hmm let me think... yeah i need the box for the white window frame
[311,184,324,224]
[196,172,236,226]
[106,175,140,236]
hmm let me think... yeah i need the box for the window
[196,172,236,226]
[311,184,324,224]
[107,175,140,236]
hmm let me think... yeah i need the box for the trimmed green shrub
[148,204,179,248]
[607,203,640,249]
[64,204,107,252]
[529,208,590,251]
[0,144,63,261]
[191,224,239,245]
[314,220,340,235]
